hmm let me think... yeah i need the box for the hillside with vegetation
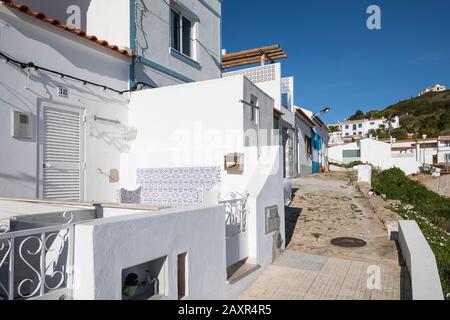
[348,90,450,139]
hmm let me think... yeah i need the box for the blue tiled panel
[136,167,221,206]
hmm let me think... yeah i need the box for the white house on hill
[418,84,446,97]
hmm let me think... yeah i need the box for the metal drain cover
[331,237,367,248]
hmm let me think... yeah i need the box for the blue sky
[222,0,450,123]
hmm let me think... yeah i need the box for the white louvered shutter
[43,106,83,201]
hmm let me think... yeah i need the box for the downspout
[129,0,137,89]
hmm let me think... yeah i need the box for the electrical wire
[0,49,156,94]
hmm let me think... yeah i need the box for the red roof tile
[1,0,133,58]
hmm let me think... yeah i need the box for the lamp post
[313,107,331,119]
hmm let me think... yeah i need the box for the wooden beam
[222,44,280,60]
[222,53,288,69]
[222,48,284,62]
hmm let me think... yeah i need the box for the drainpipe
[129,0,137,89]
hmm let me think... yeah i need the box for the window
[305,135,312,156]
[345,125,349,129]
[281,93,289,109]
[370,122,375,125]
[345,133,350,136]
[343,150,361,158]
[170,7,195,58]
[353,124,357,130]
[358,124,362,128]
[445,154,450,162]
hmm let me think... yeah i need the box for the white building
[223,63,299,178]
[329,138,422,175]
[438,136,450,165]
[335,116,400,141]
[17,0,222,87]
[294,108,315,175]
[0,0,287,301]
[418,84,446,97]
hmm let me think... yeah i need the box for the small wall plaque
[12,111,33,140]
[265,205,280,234]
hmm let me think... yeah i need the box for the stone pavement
[240,172,403,300]
[240,250,401,300]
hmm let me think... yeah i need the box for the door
[433,155,438,165]
[40,103,85,201]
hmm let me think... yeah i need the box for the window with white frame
[170,5,196,59]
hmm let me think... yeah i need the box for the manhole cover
[331,237,367,248]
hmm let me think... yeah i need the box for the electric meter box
[12,111,34,140]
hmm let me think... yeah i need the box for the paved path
[240,172,403,300]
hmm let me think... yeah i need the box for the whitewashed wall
[359,139,392,170]
[123,76,285,270]
[246,146,285,267]
[0,7,130,201]
[73,205,227,300]
[295,113,313,175]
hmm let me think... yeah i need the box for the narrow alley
[240,172,404,300]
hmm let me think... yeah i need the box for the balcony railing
[219,192,249,239]
[0,223,74,300]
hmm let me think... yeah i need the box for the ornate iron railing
[0,224,74,300]
[219,192,249,239]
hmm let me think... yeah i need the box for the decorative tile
[223,64,276,83]
[120,187,142,204]
[136,167,221,206]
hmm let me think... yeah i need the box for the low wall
[398,220,444,300]
[73,205,227,300]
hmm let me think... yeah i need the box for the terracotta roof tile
[1,0,133,58]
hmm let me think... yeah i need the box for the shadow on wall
[2,10,128,90]
[15,0,92,30]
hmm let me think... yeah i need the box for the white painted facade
[122,75,285,270]
[329,138,422,175]
[294,109,314,176]
[418,84,446,97]
[73,205,228,300]
[223,64,299,178]
[438,137,450,164]
[0,0,289,301]
[0,5,130,202]
[336,116,400,140]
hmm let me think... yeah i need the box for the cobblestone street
[240,172,403,300]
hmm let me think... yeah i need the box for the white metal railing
[219,192,249,239]
[0,224,74,300]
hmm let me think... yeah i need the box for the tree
[349,109,365,121]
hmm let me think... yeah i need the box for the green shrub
[372,168,450,298]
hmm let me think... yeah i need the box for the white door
[40,103,85,201]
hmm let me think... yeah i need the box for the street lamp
[313,107,331,118]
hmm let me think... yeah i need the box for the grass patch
[372,168,450,298]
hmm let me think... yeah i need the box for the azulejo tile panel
[136,167,221,206]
